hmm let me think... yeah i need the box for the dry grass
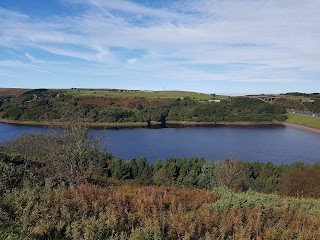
[0,88,29,97]
[4,183,320,240]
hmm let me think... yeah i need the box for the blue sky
[0,0,319,94]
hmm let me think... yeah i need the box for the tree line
[106,156,320,198]
[0,89,287,123]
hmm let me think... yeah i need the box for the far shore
[0,118,283,128]
[283,122,320,134]
[1,118,320,134]
[163,120,283,126]
[0,118,149,128]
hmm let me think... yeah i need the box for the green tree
[198,161,215,189]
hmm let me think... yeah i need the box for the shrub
[5,124,108,184]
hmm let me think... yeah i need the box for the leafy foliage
[106,157,320,197]
[282,162,320,198]
[4,125,110,185]
[0,90,287,123]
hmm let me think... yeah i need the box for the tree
[213,159,249,192]
[198,161,215,189]
[281,162,320,198]
[5,123,107,184]
[109,158,132,180]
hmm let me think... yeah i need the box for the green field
[63,89,228,100]
[286,113,320,127]
[279,95,310,101]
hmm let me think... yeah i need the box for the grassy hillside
[0,89,287,124]
[287,113,320,128]
[63,89,228,101]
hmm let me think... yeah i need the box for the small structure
[208,99,221,103]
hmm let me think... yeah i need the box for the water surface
[1,123,319,164]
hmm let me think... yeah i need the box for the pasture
[63,89,228,101]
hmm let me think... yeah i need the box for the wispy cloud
[8,51,25,59]
[0,0,319,92]
[0,60,52,74]
[26,52,44,63]
[88,0,116,19]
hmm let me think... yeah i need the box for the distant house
[208,99,221,103]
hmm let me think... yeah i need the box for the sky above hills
[0,0,319,94]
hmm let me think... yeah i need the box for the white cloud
[127,58,137,64]
[0,7,29,20]
[26,53,44,63]
[0,60,52,74]
[64,0,183,21]
[0,0,319,86]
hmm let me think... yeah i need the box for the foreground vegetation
[1,126,320,239]
[286,113,320,128]
[2,183,320,240]
[0,89,287,124]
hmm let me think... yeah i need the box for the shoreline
[163,120,282,126]
[0,118,319,134]
[0,118,149,128]
[0,118,282,128]
[283,122,320,134]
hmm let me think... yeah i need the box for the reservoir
[0,123,319,164]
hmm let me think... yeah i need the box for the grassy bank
[286,113,320,128]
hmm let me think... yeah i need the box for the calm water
[0,123,319,164]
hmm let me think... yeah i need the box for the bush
[5,124,108,184]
